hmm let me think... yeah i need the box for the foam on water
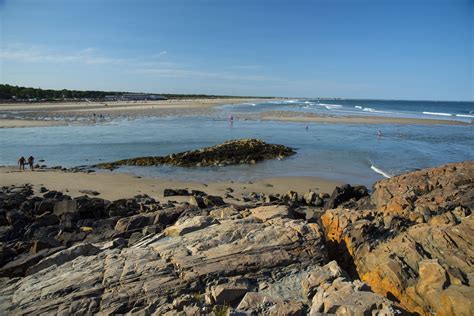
[422,111,453,117]
[371,165,392,178]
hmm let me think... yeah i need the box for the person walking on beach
[18,156,26,171]
[28,156,35,170]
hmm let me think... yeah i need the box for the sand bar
[259,111,470,125]
[0,119,67,128]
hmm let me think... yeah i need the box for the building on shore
[104,94,167,101]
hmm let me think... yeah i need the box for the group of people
[18,156,35,171]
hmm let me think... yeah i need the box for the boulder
[78,190,100,196]
[30,237,62,254]
[250,205,291,222]
[189,196,206,209]
[237,292,305,315]
[325,184,369,209]
[164,189,189,197]
[211,283,249,305]
[114,213,157,233]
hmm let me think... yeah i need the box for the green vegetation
[0,84,272,101]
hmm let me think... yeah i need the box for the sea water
[219,99,474,122]
[1,106,473,187]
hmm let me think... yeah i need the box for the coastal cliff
[0,161,472,314]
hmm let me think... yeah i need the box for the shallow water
[1,114,473,187]
[220,99,474,122]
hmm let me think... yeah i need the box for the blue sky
[0,0,472,100]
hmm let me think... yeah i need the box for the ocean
[0,99,473,187]
[219,99,474,122]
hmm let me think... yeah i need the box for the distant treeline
[0,84,272,101]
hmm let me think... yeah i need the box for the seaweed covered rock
[95,138,296,169]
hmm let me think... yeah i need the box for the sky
[0,0,472,100]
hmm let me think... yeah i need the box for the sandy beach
[0,98,270,128]
[0,167,342,202]
[1,98,471,128]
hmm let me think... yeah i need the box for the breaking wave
[371,165,392,178]
[422,111,453,117]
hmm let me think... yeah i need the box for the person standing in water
[28,156,35,170]
[18,156,26,171]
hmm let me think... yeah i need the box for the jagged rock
[209,205,243,219]
[371,161,474,214]
[43,190,64,200]
[325,184,369,209]
[6,210,28,226]
[355,216,474,315]
[0,246,65,277]
[30,237,62,254]
[26,243,100,276]
[35,213,59,226]
[211,283,249,305]
[283,190,299,204]
[95,139,296,169]
[302,260,349,299]
[191,190,207,197]
[303,261,407,315]
[320,161,474,315]
[0,245,16,266]
[79,190,100,196]
[0,161,471,315]
[265,194,280,203]
[189,196,206,209]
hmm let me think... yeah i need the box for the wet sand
[0,167,342,203]
[0,98,271,128]
[0,119,67,128]
[259,111,470,125]
[1,98,470,128]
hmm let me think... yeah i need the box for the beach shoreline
[0,98,273,128]
[0,166,342,202]
[1,98,471,128]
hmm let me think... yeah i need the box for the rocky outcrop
[0,161,472,314]
[320,161,474,315]
[95,138,296,169]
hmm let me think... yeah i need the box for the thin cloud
[0,45,167,66]
[0,46,126,64]
[231,65,261,70]
[133,67,272,81]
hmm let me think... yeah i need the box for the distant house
[122,94,167,101]
[104,94,166,101]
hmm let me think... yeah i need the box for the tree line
[0,84,270,101]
